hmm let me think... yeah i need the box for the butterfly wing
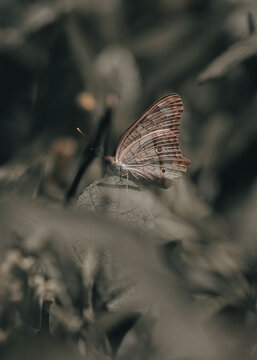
[115,94,182,161]
[115,94,190,188]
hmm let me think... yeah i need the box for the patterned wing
[121,129,191,188]
[115,94,182,161]
[115,94,190,188]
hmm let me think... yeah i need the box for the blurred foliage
[1,0,257,359]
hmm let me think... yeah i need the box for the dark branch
[65,102,114,203]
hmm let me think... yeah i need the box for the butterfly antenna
[77,127,86,136]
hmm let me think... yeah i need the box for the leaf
[198,32,257,84]
[76,176,149,226]
[76,176,197,245]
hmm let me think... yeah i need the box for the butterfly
[105,94,191,188]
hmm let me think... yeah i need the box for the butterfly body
[105,156,129,178]
[106,94,191,189]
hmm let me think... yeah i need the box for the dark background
[1,0,257,211]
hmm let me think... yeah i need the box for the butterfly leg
[119,167,122,183]
[126,172,128,192]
